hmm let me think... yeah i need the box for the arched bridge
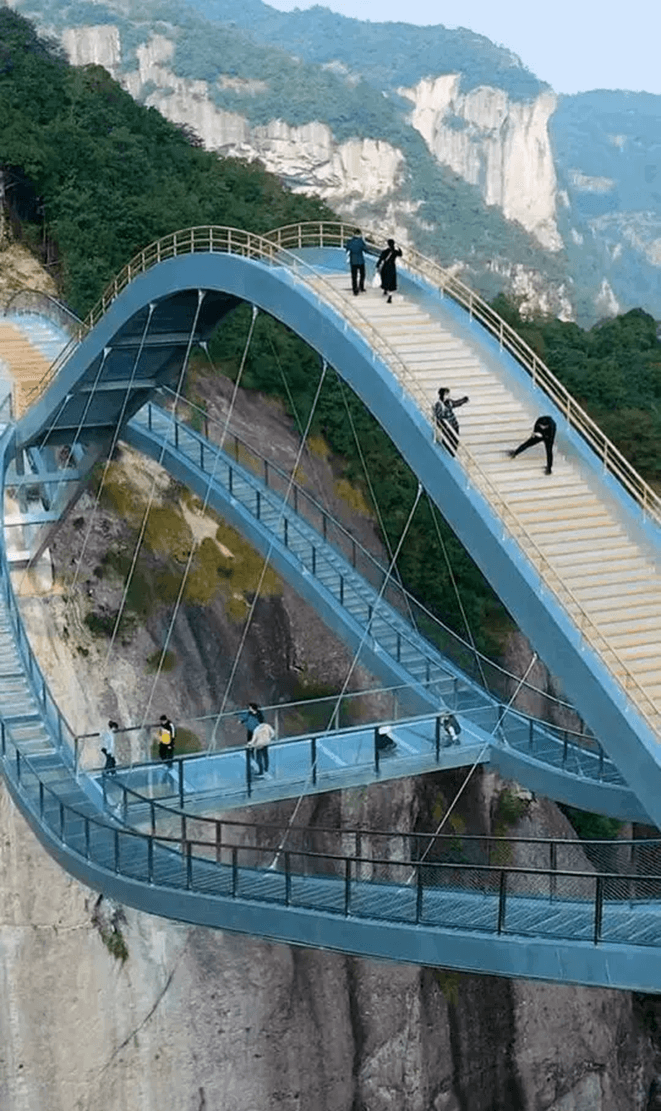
[1,222,660,989]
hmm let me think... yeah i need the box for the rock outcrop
[401,75,562,252]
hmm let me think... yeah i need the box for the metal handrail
[20,222,660,732]
[266,222,661,524]
[3,288,83,335]
[2,719,659,953]
[159,387,596,730]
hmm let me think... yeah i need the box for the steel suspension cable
[104,291,206,669]
[209,357,330,750]
[139,307,259,728]
[336,374,420,635]
[407,650,539,881]
[426,492,490,691]
[268,480,424,869]
[70,303,156,595]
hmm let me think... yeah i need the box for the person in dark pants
[377,238,402,303]
[509,415,557,474]
[247,721,275,775]
[101,747,117,773]
[344,229,371,295]
[433,387,470,456]
[158,714,176,767]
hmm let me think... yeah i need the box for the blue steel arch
[13,227,661,828]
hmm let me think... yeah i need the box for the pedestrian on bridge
[433,387,470,456]
[100,720,119,764]
[442,713,461,746]
[238,703,263,744]
[508,414,556,475]
[344,229,373,296]
[247,721,275,775]
[158,714,176,767]
[377,238,402,304]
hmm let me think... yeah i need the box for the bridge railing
[18,223,660,731]
[154,390,596,736]
[4,714,659,948]
[3,289,83,337]
[0,430,77,758]
[266,221,661,527]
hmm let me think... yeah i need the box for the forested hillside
[0,9,332,312]
[2,8,660,657]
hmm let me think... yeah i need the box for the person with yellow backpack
[158,714,176,767]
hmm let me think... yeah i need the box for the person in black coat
[508,415,557,474]
[377,238,402,303]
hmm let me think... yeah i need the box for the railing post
[15,748,21,784]
[85,817,90,860]
[598,745,605,780]
[528,718,534,751]
[264,459,269,486]
[550,841,557,902]
[415,866,424,924]
[215,821,222,864]
[186,842,193,890]
[228,467,233,496]
[322,513,328,541]
[39,780,44,820]
[59,802,65,842]
[178,758,184,808]
[245,747,252,798]
[351,538,356,567]
[285,852,291,905]
[593,875,604,944]
[114,829,120,874]
[339,576,344,606]
[311,737,317,786]
[311,546,316,576]
[231,846,238,897]
[0,720,4,756]
[150,799,156,836]
[497,870,507,933]
[396,632,401,662]
[373,728,381,776]
[562,733,568,767]
[283,518,289,548]
[147,837,154,884]
[344,857,351,917]
[435,715,441,761]
[256,490,261,520]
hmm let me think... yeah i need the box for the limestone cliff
[400,75,562,253]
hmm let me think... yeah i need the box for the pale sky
[268,0,661,96]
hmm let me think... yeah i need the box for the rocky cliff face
[401,75,562,253]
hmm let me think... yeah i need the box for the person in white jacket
[247,721,274,775]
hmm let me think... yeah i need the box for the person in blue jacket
[238,702,263,744]
[344,229,373,296]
